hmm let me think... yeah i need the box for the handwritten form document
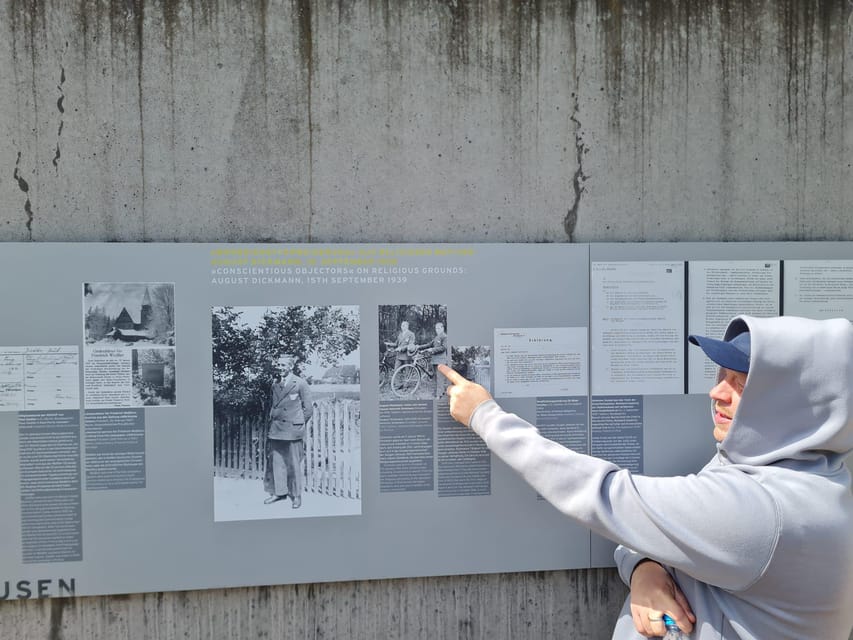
[0,346,80,412]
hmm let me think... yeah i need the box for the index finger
[437,364,465,384]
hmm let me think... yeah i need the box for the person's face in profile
[709,367,747,442]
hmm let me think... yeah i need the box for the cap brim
[688,334,750,373]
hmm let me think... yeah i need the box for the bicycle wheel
[379,363,390,389]
[391,364,421,397]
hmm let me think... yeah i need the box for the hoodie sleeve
[469,401,781,591]
[614,545,648,586]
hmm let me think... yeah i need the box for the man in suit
[393,321,416,370]
[264,355,313,509]
[417,321,448,396]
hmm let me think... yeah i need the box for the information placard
[2,241,851,598]
[0,243,591,599]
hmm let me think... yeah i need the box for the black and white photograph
[83,282,177,409]
[84,282,176,346]
[131,348,176,406]
[378,304,447,400]
[212,305,361,521]
[451,345,492,393]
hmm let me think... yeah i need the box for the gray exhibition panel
[1,241,851,599]
[0,243,590,598]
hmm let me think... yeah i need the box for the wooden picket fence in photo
[214,411,266,478]
[214,398,361,499]
[304,398,361,499]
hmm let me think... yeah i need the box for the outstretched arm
[438,365,780,592]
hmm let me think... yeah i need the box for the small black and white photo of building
[84,282,175,347]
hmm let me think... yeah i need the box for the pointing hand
[438,364,493,427]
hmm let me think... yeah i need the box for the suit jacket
[268,375,313,440]
[394,329,416,362]
[420,333,447,365]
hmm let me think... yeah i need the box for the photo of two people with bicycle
[378,304,447,400]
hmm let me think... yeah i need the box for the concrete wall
[1,1,851,638]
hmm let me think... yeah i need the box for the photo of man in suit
[417,321,448,396]
[393,321,416,370]
[264,355,313,509]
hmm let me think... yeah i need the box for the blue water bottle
[662,614,690,639]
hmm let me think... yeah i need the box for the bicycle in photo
[390,349,433,398]
[379,342,398,391]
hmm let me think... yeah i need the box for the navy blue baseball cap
[688,330,751,373]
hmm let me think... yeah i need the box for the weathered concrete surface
[2,0,851,243]
[0,570,627,640]
[2,1,852,639]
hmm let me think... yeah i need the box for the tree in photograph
[149,284,175,344]
[254,305,359,383]
[379,304,445,344]
[212,305,359,418]
[212,307,262,412]
[85,305,112,342]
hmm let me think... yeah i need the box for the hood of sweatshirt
[718,315,853,468]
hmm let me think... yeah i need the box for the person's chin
[713,424,730,442]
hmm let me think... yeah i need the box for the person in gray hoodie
[439,315,853,639]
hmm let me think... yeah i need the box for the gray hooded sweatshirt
[467,315,853,639]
